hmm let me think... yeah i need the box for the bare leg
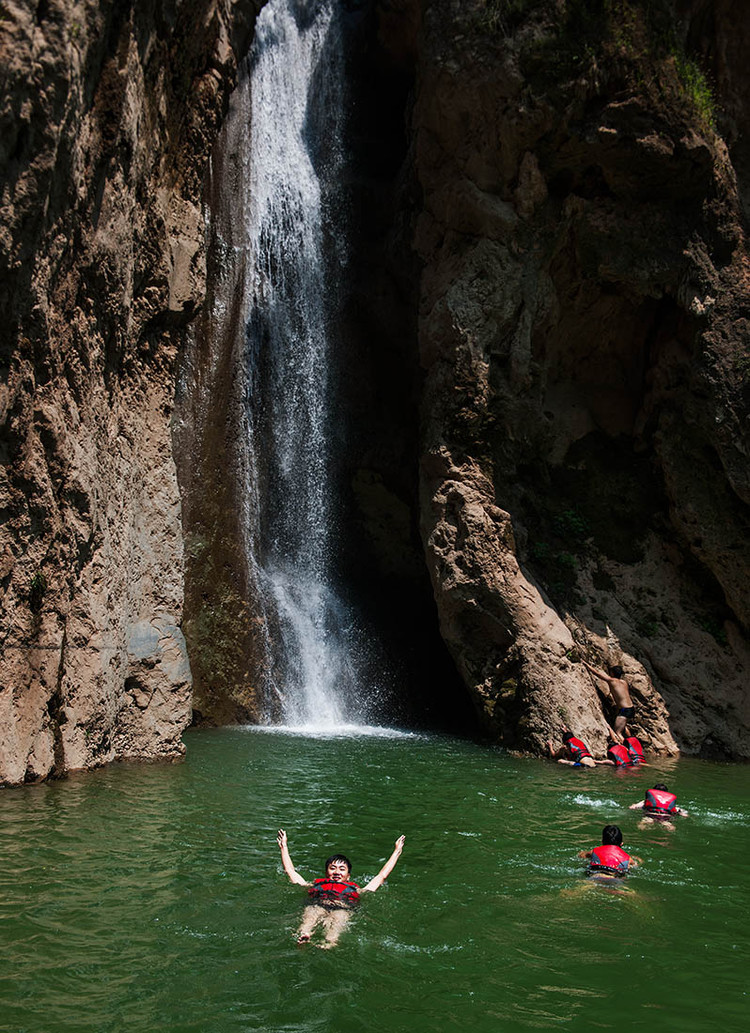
[297,905,326,944]
[613,713,627,738]
[318,908,352,949]
[638,816,675,831]
[606,721,622,743]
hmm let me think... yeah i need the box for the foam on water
[569,794,621,810]
[243,723,421,740]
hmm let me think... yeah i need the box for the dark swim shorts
[617,706,635,719]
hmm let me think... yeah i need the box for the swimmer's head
[609,665,624,678]
[652,783,669,792]
[562,731,575,742]
[325,854,352,880]
[602,825,623,846]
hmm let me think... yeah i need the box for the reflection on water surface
[1,727,748,1033]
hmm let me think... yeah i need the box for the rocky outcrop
[412,0,750,758]
[0,0,262,784]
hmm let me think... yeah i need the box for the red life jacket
[624,737,644,764]
[308,878,360,907]
[644,789,677,816]
[607,744,631,767]
[565,736,592,762]
[589,844,631,875]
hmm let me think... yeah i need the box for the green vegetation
[473,0,541,36]
[634,611,659,638]
[553,508,589,545]
[698,615,728,648]
[29,571,47,613]
[673,52,715,128]
[506,0,717,132]
[527,505,590,606]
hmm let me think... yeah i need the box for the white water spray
[215,0,382,728]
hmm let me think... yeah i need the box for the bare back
[608,677,633,709]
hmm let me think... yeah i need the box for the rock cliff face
[2,0,750,784]
[0,0,262,783]
[410,0,750,758]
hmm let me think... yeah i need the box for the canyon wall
[0,0,262,783]
[408,0,750,758]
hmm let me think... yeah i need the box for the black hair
[325,853,352,873]
[609,665,624,678]
[602,825,623,846]
[562,730,574,742]
[652,783,668,792]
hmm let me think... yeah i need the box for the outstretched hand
[394,834,405,853]
[277,828,288,850]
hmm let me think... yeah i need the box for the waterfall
[210,0,382,729]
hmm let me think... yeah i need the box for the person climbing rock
[547,728,597,767]
[629,784,688,830]
[276,829,405,948]
[582,659,635,740]
[579,824,640,881]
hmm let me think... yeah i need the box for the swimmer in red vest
[579,824,641,881]
[599,741,632,767]
[277,829,405,948]
[629,783,688,829]
[598,733,648,767]
[547,728,597,767]
[624,735,646,764]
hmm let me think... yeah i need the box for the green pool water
[1,727,748,1033]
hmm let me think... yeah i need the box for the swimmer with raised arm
[277,829,405,948]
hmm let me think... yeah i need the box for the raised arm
[277,829,310,886]
[361,835,405,893]
[582,659,613,684]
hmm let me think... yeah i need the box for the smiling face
[325,859,351,883]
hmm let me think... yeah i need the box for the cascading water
[211,0,384,729]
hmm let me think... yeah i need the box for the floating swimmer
[629,783,688,830]
[277,829,405,948]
